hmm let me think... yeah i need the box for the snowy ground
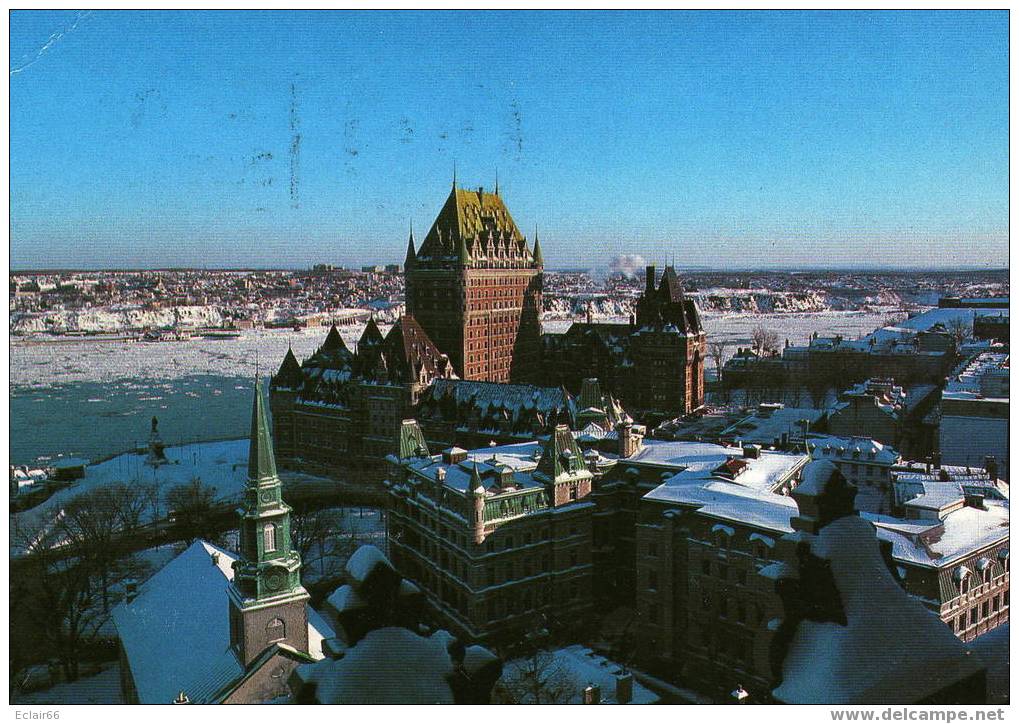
[14,663,124,705]
[10,438,345,555]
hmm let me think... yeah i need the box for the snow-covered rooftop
[111,540,332,704]
[807,435,900,466]
[943,352,1009,402]
[773,515,984,704]
[503,645,659,704]
[718,405,827,446]
[293,627,459,704]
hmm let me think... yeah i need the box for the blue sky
[9,10,1008,270]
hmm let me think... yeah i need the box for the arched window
[263,522,277,553]
[266,617,285,642]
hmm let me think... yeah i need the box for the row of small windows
[952,591,1008,632]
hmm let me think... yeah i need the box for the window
[263,522,277,553]
[648,541,658,558]
[266,617,285,642]
[648,571,658,591]
[970,607,978,626]
[702,559,711,576]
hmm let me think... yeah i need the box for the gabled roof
[112,541,331,704]
[380,315,451,383]
[112,541,243,704]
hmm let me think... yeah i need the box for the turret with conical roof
[228,379,309,665]
[405,224,417,270]
[272,345,304,391]
[532,229,544,269]
[321,324,347,353]
[469,462,487,545]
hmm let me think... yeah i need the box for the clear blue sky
[10,10,1008,270]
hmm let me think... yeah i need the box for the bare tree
[289,505,344,577]
[58,488,122,613]
[946,316,971,348]
[138,480,163,523]
[165,477,218,546]
[751,325,780,357]
[495,649,579,704]
[109,483,149,533]
[708,341,728,379]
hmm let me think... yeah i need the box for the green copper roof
[398,420,430,460]
[536,424,586,483]
[532,232,544,267]
[248,378,278,483]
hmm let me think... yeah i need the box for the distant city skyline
[10,10,1008,270]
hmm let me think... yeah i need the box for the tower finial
[495,168,499,195]
[452,160,457,190]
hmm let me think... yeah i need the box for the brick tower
[405,179,543,383]
[630,265,706,420]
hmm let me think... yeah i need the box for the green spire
[248,378,278,484]
[532,228,544,268]
[470,461,485,494]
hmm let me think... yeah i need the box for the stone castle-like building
[271,179,705,471]
[405,180,543,383]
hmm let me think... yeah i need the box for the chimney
[210,552,220,566]
[615,672,633,704]
[645,265,656,292]
[436,468,447,483]
[582,683,601,705]
[964,493,986,511]
[618,422,644,458]
[125,579,138,603]
[984,456,999,481]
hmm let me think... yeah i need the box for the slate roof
[112,541,332,704]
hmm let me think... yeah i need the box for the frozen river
[10,309,898,464]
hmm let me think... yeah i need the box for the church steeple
[228,379,309,665]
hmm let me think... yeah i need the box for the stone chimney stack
[984,455,999,481]
[615,672,633,704]
[618,422,645,458]
[583,683,601,705]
